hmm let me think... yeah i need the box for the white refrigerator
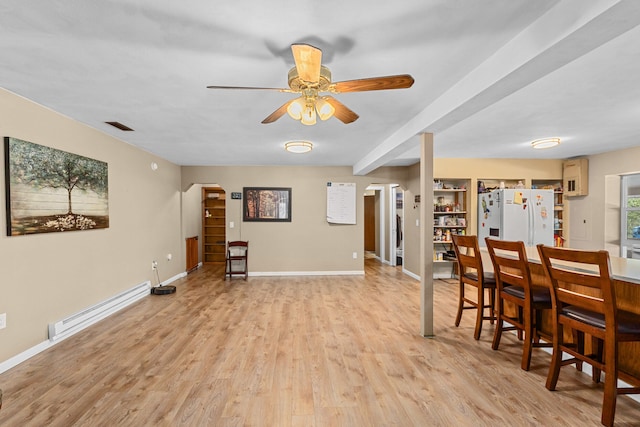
[478,189,554,247]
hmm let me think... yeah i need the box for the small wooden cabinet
[202,187,226,264]
[186,236,199,272]
[563,158,588,197]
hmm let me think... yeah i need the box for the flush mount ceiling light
[284,141,313,154]
[531,137,561,149]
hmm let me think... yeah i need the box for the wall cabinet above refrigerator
[563,158,588,197]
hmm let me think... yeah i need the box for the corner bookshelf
[202,187,226,264]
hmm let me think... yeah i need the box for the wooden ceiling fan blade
[207,85,291,92]
[324,96,359,124]
[331,74,414,93]
[261,99,296,124]
[291,43,322,84]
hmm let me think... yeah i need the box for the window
[620,174,640,257]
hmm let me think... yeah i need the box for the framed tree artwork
[4,137,109,235]
[243,187,291,222]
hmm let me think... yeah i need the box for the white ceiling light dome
[284,141,313,154]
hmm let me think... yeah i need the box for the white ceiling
[1,1,639,174]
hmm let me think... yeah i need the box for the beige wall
[181,166,407,273]
[384,184,393,263]
[569,145,640,254]
[403,164,421,276]
[0,89,184,362]
[179,151,637,279]
[182,183,206,263]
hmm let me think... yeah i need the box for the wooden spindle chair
[537,244,640,426]
[451,234,496,340]
[485,238,552,370]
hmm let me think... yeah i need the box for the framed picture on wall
[4,137,109,235]
[243,187,291,222]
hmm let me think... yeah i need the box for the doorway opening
[391,185,404,267]
[364,184,404,267]
[364,185,384,263]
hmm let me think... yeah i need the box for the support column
[420,133,434,337]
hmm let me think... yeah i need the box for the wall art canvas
[243,187,291,222]
[4,137,109,235]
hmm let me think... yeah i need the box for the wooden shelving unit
[202,187,226,264]
[433,179,469,278]
[552,189,565,247]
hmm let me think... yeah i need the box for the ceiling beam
[353,0,640,175]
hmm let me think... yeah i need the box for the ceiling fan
[207,43,415,125]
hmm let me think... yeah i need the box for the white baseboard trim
[0,340,52,375]
[155,271,187,287]
[403,269,420,281]
[249,270,365,277]
[0,272,186,375]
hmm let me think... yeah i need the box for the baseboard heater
[48,280,151,342]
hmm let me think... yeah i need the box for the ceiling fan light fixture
[531,137,561,149]
[208,43,413,125]
[301,104,316,125]
[286,98,304,120]
[284,140,313,154]
[316,97,335,121]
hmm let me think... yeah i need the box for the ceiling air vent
[105,121,134,131]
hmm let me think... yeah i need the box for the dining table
[480,245,640,381]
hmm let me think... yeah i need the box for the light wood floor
[1,260,639,426]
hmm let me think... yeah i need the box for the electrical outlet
[0,313,6,330]
[166,253,172,261]
[151,260,158,271]
[353,252,357,259]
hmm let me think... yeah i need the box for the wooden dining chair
[537,244,640,427]
[451,234,496,340]
[485,238,552,370]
